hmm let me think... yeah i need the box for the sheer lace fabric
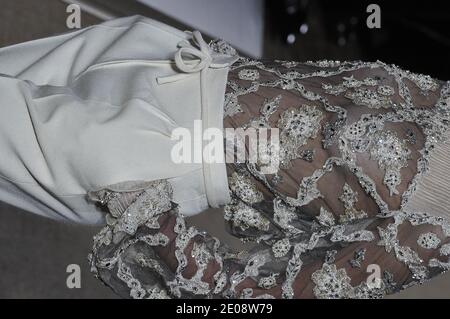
[89,46,450,298]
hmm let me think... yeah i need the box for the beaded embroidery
[89,49,450,299]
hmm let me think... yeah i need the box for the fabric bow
[174,31,212,74]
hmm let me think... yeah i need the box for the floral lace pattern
[278,106,324,167]
[89,45,450,298]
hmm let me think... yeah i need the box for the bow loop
[174,30,212,74]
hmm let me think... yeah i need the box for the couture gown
[1,16,450,299]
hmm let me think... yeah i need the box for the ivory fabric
[88,60,450,299]
[0,15,236,224]
[405,128,450,220]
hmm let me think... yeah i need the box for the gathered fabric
[89,55,450,299]
[1,16,450,299]
[0,16,236,224]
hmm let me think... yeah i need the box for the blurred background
[0,0,450,298]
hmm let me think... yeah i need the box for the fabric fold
[0,16,236,223]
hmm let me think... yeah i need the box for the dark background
[265,0,450,80]
[0,0,450,298]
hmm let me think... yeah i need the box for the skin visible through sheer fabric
[88,48,450,298]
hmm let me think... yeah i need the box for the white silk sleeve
[0,16,236,224]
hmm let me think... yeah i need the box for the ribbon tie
[156,30,213,85]
[155,30,237,208]
[174,31,212,73]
